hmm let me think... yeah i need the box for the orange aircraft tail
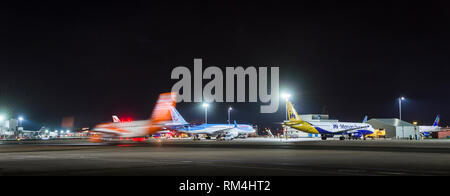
[146,92,176,134]
[150,92,176,123]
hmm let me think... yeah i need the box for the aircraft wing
[210,127,236,134]
[181,127,235,135]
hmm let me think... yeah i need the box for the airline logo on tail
[287,101,302,121]
[433,114,440,127]
[169,106,188,125]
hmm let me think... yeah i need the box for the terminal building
[366,118,419,139]
[0,119,21,138]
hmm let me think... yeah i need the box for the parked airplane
[91,92,176,141]
[169,107,255,140]
[283,101,375,140]
[419,115,441,134]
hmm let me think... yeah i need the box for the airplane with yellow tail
[283,101,375,140]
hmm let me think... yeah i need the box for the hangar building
[366,118,419,139]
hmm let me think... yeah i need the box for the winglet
[234,120,237,128]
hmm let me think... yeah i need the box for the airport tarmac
[0,138,449,176]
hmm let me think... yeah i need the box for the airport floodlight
[202,103,209,123]
[18,116,24,121]
[281,93,291,100]
[228,107,232,111]
[398,97,406,120]
[281,93,292,121]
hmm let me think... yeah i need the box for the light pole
[281,93,291,140]
[18,116,24,127]
[202,103,209,124]
[0,115,4,139]
[398,97,405,139]
[228,107,233,124]
[281,93,291,121]
[18,116,24,138]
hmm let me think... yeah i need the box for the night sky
[2,1,449,130]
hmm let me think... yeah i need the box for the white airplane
[419,115,441,133]
[169,107,256,140]
[91,92,176,141]
[283,101,375,140]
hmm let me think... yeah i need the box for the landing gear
[192,135,200,140]
[216,135,225,141]
[321,136,327,140]
[339,136,345,140]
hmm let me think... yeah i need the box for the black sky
[2,1,450,129]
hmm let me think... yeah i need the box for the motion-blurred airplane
[283,101,375,140]
[111,112,186,135]
[419,115,441,134]
[169,107,255,140]
[91,92,176,141]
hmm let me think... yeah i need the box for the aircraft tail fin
[234,120,237,128]
[169,106,189,125]
[433,114,440,127]
[149,92,177,124]
[362,115,368,123]
[112,115,120,123]
[286,101,302,121]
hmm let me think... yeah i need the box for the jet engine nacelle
[224,130,239,140]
